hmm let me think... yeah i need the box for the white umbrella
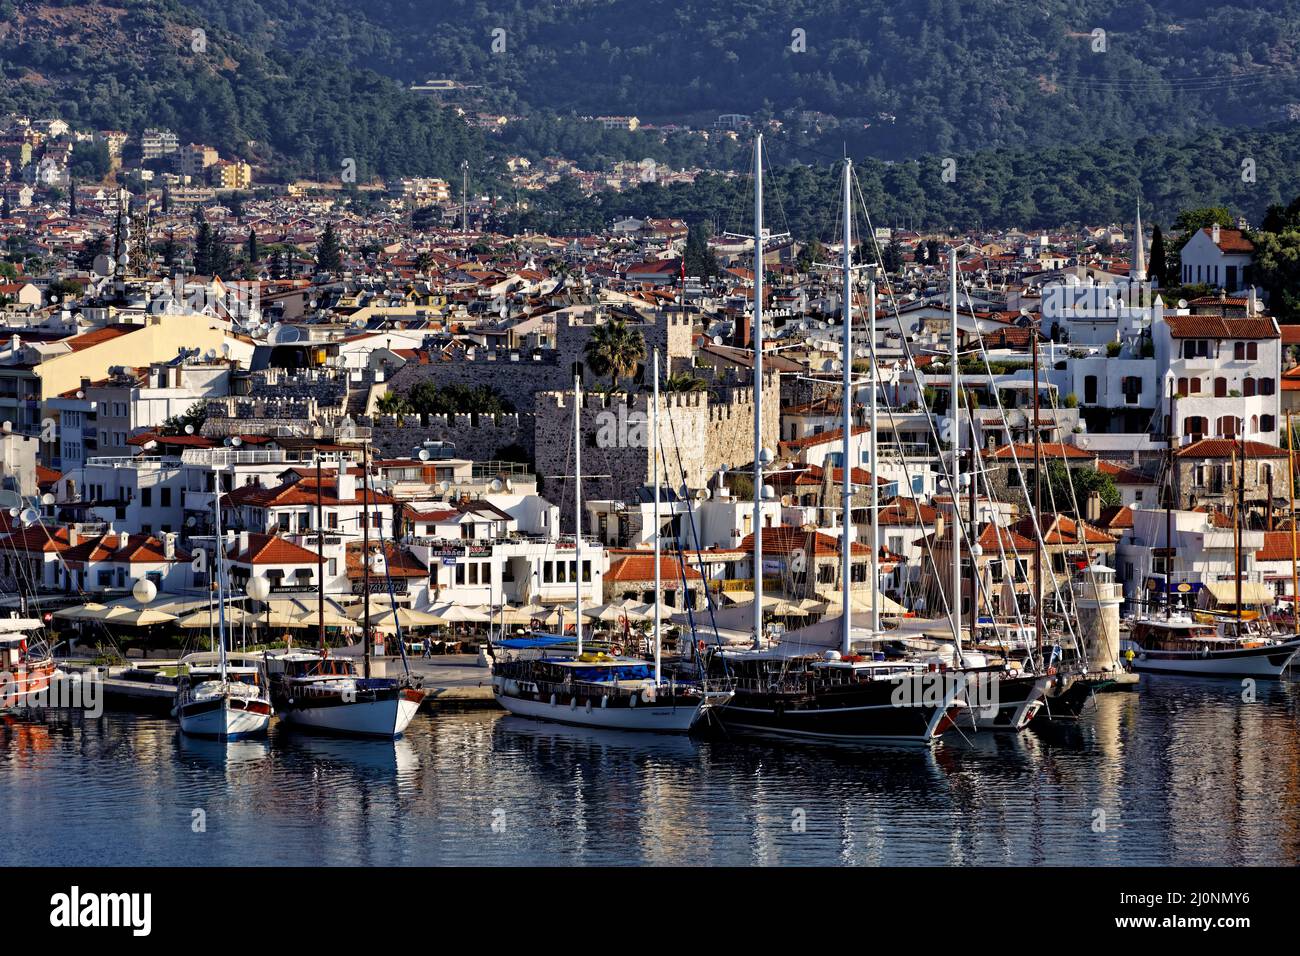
[93,606,178,627]
[53,602,109,621]
[427,604,490,624]
[178,607,255,628]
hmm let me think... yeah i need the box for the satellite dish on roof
[92,254,113,277]
[1177,299,1188,309]
[439,480,450,492]
[20,507,38,526]
[269,324,301,345]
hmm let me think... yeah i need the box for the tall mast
[1288,411,1298,633]
[752,133,765,649]
[969,418,978,644]
[1032,304,1043,656]
[868,277,880,637]
[652,349,662,682]
[1236,436,1244,628]
[840,158,854,656]
[1165,379,1175,619]
[362,443,372,679]
[316,455,325,652]
[949,247,962,654]
[574,366,584,656]
[214,464,227,679]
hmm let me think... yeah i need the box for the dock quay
[59,654,500,714]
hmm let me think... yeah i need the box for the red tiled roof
[1095,460,1155,484]
[1256,531,1300,562]
[1175,438,1288,459]
[607,554,702,582]
[1164,315,1277,339]
[62,325,140,352]
[1202,226,1254,253]
[229,533,318,566]
[985,442,1094,460]
[780,425,871,452]
[738,526,870,557]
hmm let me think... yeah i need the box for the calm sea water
[2,676,1299,866]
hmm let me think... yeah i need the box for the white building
[1154,311,1281,444]
[1178,225,1254,291]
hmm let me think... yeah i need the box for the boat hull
[178,696,272,740]
[492,677,712,732]
[1125,638,1300,678]
[958,672,1051,732]
[716,678,964,745]
[282,688,424,738]
[0,659,56,711]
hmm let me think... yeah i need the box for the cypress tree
[1149,224,1168,287]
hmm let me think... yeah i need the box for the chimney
[163,532,176,560]
[68,526,79,547]
[118,530,130,550]
[336,467,357,501]
[935,513,946,543]
[238,530,249,555]
[1086,491,1101,522]
[1211,222,1221,245]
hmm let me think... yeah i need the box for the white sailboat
[490,355,731,731]
[175,464,272,740]
[264,453,425,738]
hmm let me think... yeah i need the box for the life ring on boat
[641,687,655,704]
[611,644,623,656]
[565,624,576,635]
[697,640,706,654]
[1047,666,1057,676]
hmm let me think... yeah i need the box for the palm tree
[663,373,707,393]
[375,391,413,423]
[583,317,646,391]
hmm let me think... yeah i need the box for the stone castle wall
[370,413,530,461]
[534,373,780,515]
[383,308,696,414]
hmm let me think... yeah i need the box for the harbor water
[2,675,1299,866]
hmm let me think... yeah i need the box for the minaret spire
[1130,202,1146,282]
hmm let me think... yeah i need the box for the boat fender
[600,695,608,708]
[697,639,706,655]
[1200,645,1209,659]
[585,699,593,713]
[569,696,577,710]
[549,693,557,707]
[774,701,785,717]
[630,694,637,708]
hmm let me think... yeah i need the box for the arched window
[1177,377,1189,395]
[1215,377,1228,397]
[1251,414,1259,433]
[1189,377,1201,394]
[1243,377,1256,397]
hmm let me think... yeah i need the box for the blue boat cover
[495,634,573,649]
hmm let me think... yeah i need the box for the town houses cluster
[0,118,1296,642]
